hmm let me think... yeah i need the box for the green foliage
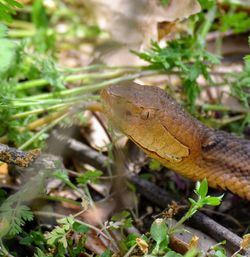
[161,0,170,6]
[46,216,75,248]
[0,204,33,237]
[220,12,250,33]
[100,249,113,257]
[111,210,133,229]
[188,179,223,216]
[0,0,23,22]
[163,251,182,257]
[169,179,223,235]
[0,31,65,148]
[150,218,169,255]
[230,37,250,107]
[72,222,89,233]
[198,0,215,10]
[35,248,52,257]
[31,0,55,53]
[135,38,220,110]
[53,170,77,190]
[0,172,47,239]
[21,218,89,257]
[115,180,224,257]
[45,215,89,257]
[53,169,91,207]
[76,170,103,185]
[0,24,17,77]
[149,159,161,171]
[20,230,47,250]
[40,59,65,91]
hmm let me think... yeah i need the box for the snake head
[101,83,206,163]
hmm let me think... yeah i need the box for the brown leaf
[188,235,199,250]
[89,0,201,65]
[136,237,149,254]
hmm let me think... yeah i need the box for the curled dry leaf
[188,235,199,250]
[240,234,250,250]
[136,237,149,254]
[87,0,201,65]
[162,201,181,219]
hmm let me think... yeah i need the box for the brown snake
[101,83,250,200]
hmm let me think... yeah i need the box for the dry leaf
[240,234,250,249]
[88,0,201,65]
[136,237,149,254]
[188,235,199,249]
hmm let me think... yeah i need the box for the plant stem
[59,64,144,73]
[202,104,249,113]
[26,110,67,131]
[15,69,131,91]
[0,240,14,257]
[5,20,34,30]
[218,114,245,126]
[123,244,137,257]
[11,103,70,118]
[169,207,197,235]
[0,111,66,144]
[19,112,68,150]
[43,195,81,206]
[199,5,217,45]
[0,102,102,144]
[34,211,111,241]
[20,70,158,101]
[8,29,36,38]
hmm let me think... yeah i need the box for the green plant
[0,0,23,22]
[141,179,223,256]
[134,38,220,111]
[45,215,88,257]
[103,179,224,257]
[169,179,223,234]
[220,11,250,33]
[230,38,250,108]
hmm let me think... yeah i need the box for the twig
[20,70,159,101]
[15,69,132,91]
[19,112,68,150]
[51,132,112,173]
[0,144,40,167]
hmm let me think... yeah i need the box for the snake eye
[140,109,155,120]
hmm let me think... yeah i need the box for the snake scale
[101,83,250,200]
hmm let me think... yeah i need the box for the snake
[101,83,250,200]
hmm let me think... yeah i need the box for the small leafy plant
[0,0,23,22]
[141,179,223,256]
[134,38,220,111]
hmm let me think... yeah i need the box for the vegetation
[0,0,250,256]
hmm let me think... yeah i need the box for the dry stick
[51,132,110,172]
[58,136,249,254]
[0,144,40,167]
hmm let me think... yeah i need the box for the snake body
[101,83,250,200]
